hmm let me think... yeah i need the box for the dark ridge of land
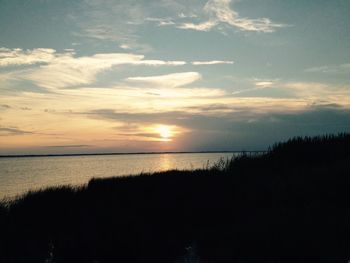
[1,133,350,263]
[0,150,267,158]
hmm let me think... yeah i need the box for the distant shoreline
[0,150,267,158]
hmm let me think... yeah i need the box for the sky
[1,0,350,154]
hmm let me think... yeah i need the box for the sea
[0,152,235,199]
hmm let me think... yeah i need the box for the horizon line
[0,150,268,158]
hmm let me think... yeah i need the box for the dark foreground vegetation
[1,134,350,263]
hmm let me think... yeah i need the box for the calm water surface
[0,153,234,199]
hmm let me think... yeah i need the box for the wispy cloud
[178,12,198,19]
[268,80,350,107]
[281,81,349,101]
[119,44,132,50]
[145,17,175,26]
[229,78,278,95]
[0,48,186,89]
[178,21,218,31]
[0,104,11,109]
[192,60,234,65]
[45,144,92,148]
[254,78,278,87]
[254,81,275,87]
[177,0,286,33]
[305,63,350,74]
[228,78,350,108]
[0,127,33,136]
[1,47,235,91]
[0,48,56,66]
[126,72,202,88]
[71,0,153,52]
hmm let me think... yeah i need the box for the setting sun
[157,125,172,139]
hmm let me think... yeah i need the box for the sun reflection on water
[159,154,172,171]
